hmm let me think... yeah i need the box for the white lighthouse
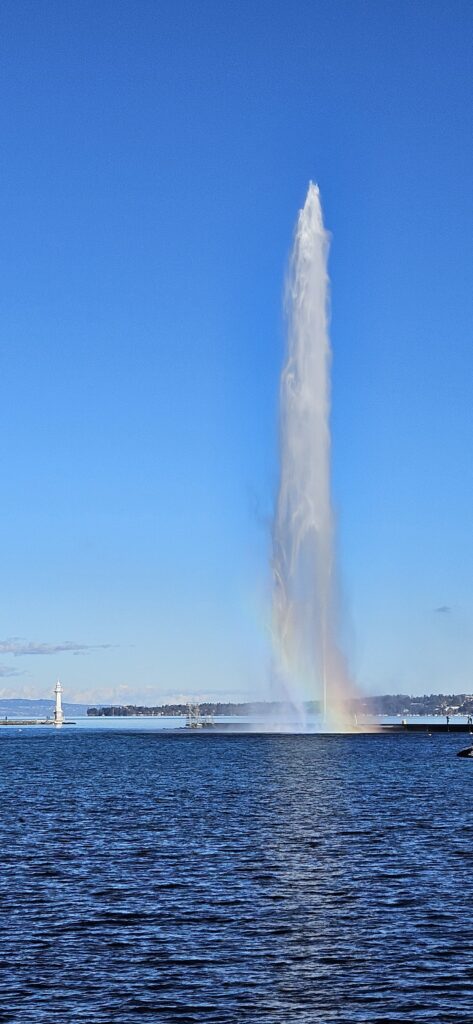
[54,679,64,727]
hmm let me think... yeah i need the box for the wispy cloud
[0,638,115,657]
[0,664,25,677]
[434,606,451,614]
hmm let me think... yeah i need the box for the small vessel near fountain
[185,703,216,729]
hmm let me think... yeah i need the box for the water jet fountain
[272,183,356,731]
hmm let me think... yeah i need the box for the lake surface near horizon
[1,729,472,1022]
[3,712,467,732]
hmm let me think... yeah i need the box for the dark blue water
[1,730,472,1023]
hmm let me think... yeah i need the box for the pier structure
[0,680,75,727]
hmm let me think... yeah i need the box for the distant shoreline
[86,693,473,718]
[1,692,473,721]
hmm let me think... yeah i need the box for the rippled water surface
[1,730,472,1022]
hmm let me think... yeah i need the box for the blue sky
[1,0,472,703]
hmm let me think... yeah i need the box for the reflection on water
[1,730,472,1022]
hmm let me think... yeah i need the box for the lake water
[1,728,472,1022]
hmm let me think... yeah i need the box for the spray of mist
[272,183,356,730]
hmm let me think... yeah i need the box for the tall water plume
[272,183,354,729]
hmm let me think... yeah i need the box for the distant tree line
[348,693,473,716]
[87,693,473,717]
[87,701,283,717]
